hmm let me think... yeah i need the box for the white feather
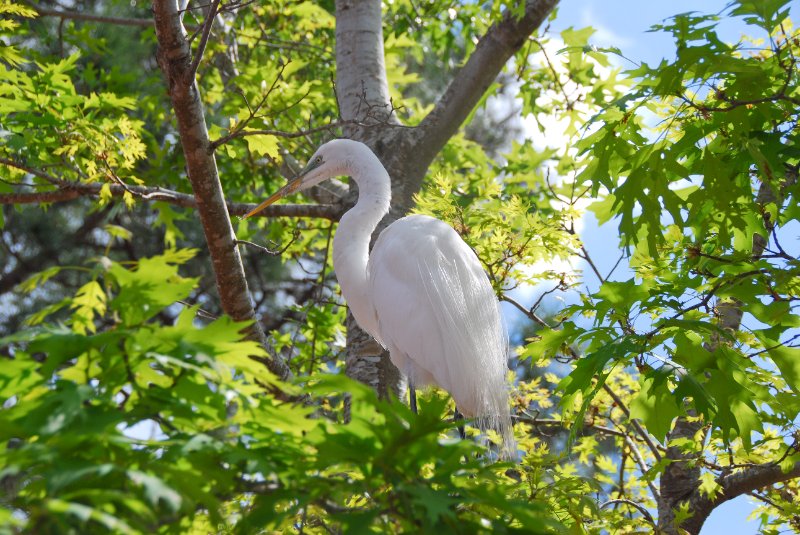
[369,215,514,453]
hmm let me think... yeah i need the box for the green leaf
[244,132,280,160]
[698,472,722,499]
[16,266,63,293]
[70,280,106,334]
[109,251,198,325]
[520,321,585,361]
[0,358,41,401]
[630,369,681,441]
[104,224,133,242]
[128,470,182,513]
[45,499,135,534]
[755,331,800,392]
[587,193,617,225]
[593,278,652,324]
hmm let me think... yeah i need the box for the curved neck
[332,160,391,337]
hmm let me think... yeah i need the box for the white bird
[243,139,515,455]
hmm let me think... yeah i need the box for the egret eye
[314,156,322,164]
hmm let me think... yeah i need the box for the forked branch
[409,0,559,195]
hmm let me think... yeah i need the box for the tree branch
[602,383,663,461]
[186,0,220,83]
[0,186,339,219]
[408,0,558,194]
[31,5,156,27]
[0,189,81,205]
[600,499,656,527]
[718,461,800,504]
[153,0,290,380]
[0,158,341,220]
[680,460,800,535]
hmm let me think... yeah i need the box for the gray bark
[332,0,559,396]
[334,0,402,398]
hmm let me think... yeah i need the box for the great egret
[244,139,515,455]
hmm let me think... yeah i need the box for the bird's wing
[367,214,509,419]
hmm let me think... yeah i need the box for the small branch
[602,383,664,461]
[0,156,342,219]
[512,414,626,438]
[620,424,661,501]
[578,244,604,283]
[235,231,299,257]
[31,5,155,27]
[599,499,656,526]
[186,0,221,83]
[500,294,553,328]
[533,38,575,110]
[679,56,800,113]
[642,269,768,340]
[746,491,783,511]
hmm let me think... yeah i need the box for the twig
[512,415,626,438]
[176,301,218,321]
[617,423,661,501]
[500,294,552,328]
[603,384,663,461]
[642,269,769,340]
[599,499,656,526]
[533,38,576,111]
[578,244,604,283]
[235,231,299,257]
[0,157,341,219]
[746,491,783,511]
[186,0,221,83]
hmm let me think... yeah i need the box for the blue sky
[536,2,799,533]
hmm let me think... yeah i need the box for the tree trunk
[333,0,559,398]
[334,0,402,399]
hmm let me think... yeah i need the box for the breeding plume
[244,139,514,454]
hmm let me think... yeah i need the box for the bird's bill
[240,177,303,219]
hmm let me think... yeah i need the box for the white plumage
[244,139,514,454]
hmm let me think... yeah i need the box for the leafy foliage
[1,250,562,533]
[556,2,800,449]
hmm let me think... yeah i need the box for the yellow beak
[241,176,303,219]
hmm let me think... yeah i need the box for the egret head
[241,139,357,219]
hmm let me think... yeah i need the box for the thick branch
[408,0,558,194]
[0,189,80,204]
[718,461,800,504]
[152,0,290,380]
[0,186,339,219]
[334,0,396,128]
[679,461,800,535]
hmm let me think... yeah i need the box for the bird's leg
[409,383,417,414]
[454,407,465,440]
